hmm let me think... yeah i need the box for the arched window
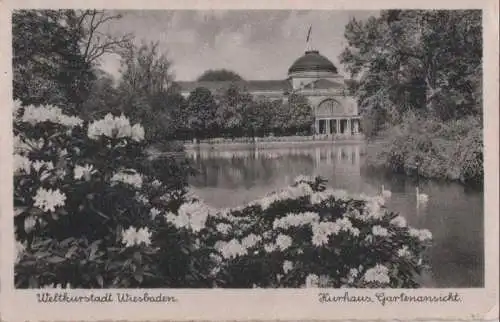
[316,99,342,117]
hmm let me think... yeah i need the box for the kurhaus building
[177,49,361,137]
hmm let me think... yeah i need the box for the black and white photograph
[8,6,490,294]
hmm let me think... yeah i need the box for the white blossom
[20,104,83,128]
[363,264,390,284]
[121,226,152,247]
[24,216,37,233]
[282,260,294,274]
[135,193,149,205]
[397,245,412,258]
[15,241,26,264]
[264,243,277,253]
[178,201,212,232]
[149,207,161,220]
[87,113,144,142]
[293,175,314,184]
[275,234,292,251]
[33,187,66,213]
[305,274,319,288]
[136,227,152,246]
[111,169,143,189]
[347,268,359,284]
[311,222,337,247]
[216,223,231,235]
[151,179,162,188]
[409,228,433,242]
[241,233,261,249]
[216,239,247,259]
[165,212,190,229]
[390,215,407,228]
[73,164,95,180]
[273,212,319,230]
[372,225,389,237]
[14,154,31,174]
[131,124,145,142]
[32,160,54,172]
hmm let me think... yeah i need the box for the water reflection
[187,144,484,288]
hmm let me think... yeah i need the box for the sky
[100,10,378,81]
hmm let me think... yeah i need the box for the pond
[186,143,484,288]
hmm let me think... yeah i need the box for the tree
[340,10,482,133]
[115,41,180,142]
[286,94,314,135]
[78,10,133,65]
[80,70,120,120]
[197,69,244,82]
[186,87,218,139]
[12,10,94,109]
[119,41,174,97]
[214,85,254,136]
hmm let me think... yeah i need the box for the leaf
[89,240,101,260]
[96,275,104,288]
[133,272,144,284]
[14,207,28,217]
[45,255,66,264]
[133,251,142,263]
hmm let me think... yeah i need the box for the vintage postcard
[0,0,498,321]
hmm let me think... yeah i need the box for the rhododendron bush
[13,101,432,288]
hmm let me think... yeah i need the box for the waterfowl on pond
[381,185,392,199]
[416,187,429,206]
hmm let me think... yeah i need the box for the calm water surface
[186,144,484,288]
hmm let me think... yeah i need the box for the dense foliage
[13,102,432,288]
[340,10,483,184]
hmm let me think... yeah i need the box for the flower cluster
[33,187,66,213]
[409,228,433,242]
[215,239,247,259]
[73,164,96,181]
[390,215,407,228]
[311,217,360,247]
[273,212,320,230]
[110,170,143,189]
[255,183,313,210]
[372,225,389,237]
[20,104,83,128]
[363,264,391,284]
[121,226,152,247]
[87,114,144,142]
[310,188,349,204]
[165,201,214,232]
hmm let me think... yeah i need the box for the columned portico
[314,116,361,136]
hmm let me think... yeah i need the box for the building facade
[177,50,361,137]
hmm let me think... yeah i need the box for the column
[336,119,340,135]
[353,119,359,134]
[315,147,320,168]
[346,119,351,136]
[315,119,319,135]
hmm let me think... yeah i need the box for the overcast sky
[100,10,378,81]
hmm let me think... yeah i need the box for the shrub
[13,100,194,288]
[207,176,432,288]
[366,115,483,185]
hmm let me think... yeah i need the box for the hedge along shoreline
[13,101,433,289]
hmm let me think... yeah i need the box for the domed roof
[288,50,338,74]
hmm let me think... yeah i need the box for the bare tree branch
[78,10,133,65]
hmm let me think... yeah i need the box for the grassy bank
[365,115,483,187]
